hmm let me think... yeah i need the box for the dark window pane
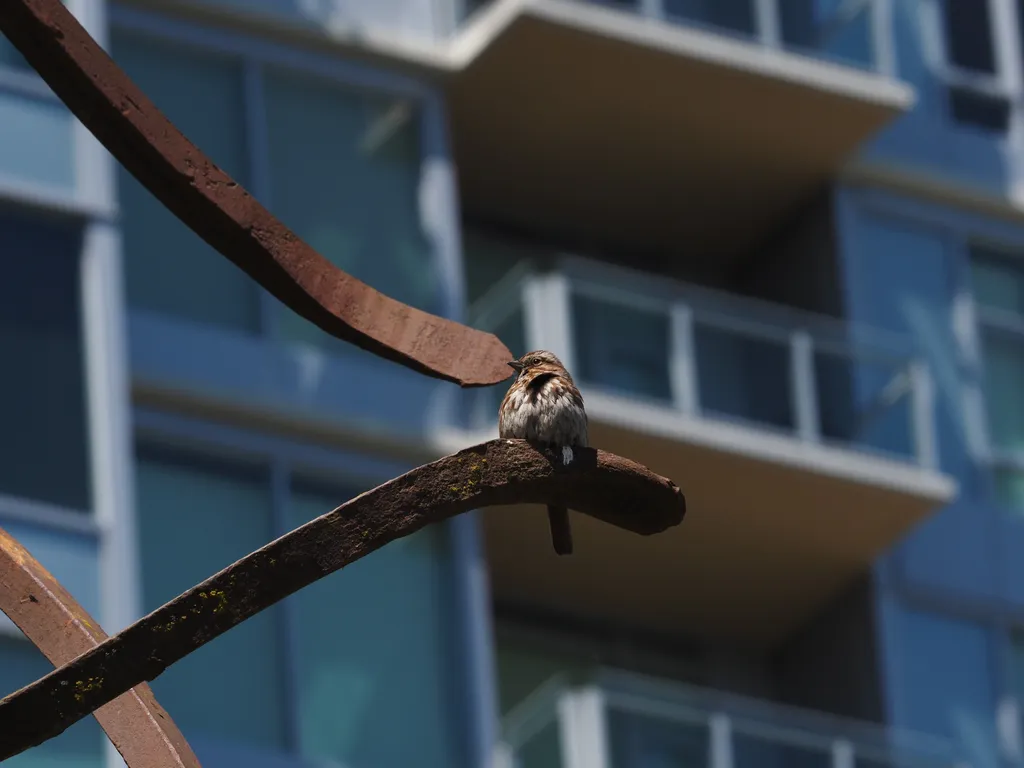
[572,295,672,403]
[609,708,709,768]
[695,324,792,430]
[1011,631,1024,732]
[112,32,261,333]
[994,468,1024,513]
[517,719,563,768]
[734,730,831,768]
[978,327,1024,454]
[944,0,996,73]
[971,250,1024,315]
[0,208,89,509]
[135,446,287,750]
[664,0,755,37]
[948,88,1010,133]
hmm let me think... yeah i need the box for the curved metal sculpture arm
[0,439,685,760]
[0,530,202,768]
[0,0,511,387]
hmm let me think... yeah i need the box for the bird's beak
[508,360,524,373]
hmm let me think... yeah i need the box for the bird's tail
[546,505,573,556]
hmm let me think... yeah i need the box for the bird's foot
[561,445,574,466]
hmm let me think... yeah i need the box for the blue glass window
[893,609,999,768]
[572,294,672,403]
[1011,630,1024,738]
[113,28,441,347]
[0,208,89,510]
[112,32,261,333]
[942,0,1009,133]
[134,446,287,751]
[286,478,461,768]
[663,0,755,38]
[0,32,29,72]
[971,249,1024,511]
[263,66,438,354]
[0,637,104,768]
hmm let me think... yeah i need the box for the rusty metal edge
[0,0,512,388]
[0,528,203,768]
[0,439,685,758]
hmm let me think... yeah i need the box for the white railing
[497,670,963,768]
[457,0,896,74]
[461,256,939,470]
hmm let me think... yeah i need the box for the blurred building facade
[1,1,1023,767]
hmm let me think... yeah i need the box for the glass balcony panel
[463,261,934,483]
[814,347,914,460]
[501,672,961,768]
[559,0,886,73]
[516,719,562,768]
[663,0,756,39]
[608,708,709,768]
[732,729,831,768]
[694,323,793,431]
[781,0,875,70]
[572,294,673,404]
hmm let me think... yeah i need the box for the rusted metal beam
[0,439,685,759]
[0,528,202,768]
[0,0,512,388]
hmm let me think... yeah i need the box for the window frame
[132,405,482,766]
[108,8,494,768]
[880,592,1024,763]
[934,0,1021,134]
[837,185,1024,510]
[967,244,1024,489]
[110,5,468,457]
[110,4,463,336]
[0,8,140,768]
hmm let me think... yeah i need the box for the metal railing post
[709,713,735,768]
[909,360,938,469]
[639,0,665,21]
[522,271,577,375]
[754,0,782,48]
[870,0,896,76]
[832,739,855,768]
[669,303,700,415]
[557,686,612,768]
[790,330,821,442]
[491,741,515,768]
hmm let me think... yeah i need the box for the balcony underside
[479,394,954,651]
[447,0,913,273]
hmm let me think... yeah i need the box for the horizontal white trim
[585,389,956,501]
[0,174,117,221]
[0,493,98,535]
[132,379,444,467]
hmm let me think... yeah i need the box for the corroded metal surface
[0,0,512,387]
[0,528,203,768]
[0,439,685,759]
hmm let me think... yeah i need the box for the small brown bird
[498,350,588,555]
